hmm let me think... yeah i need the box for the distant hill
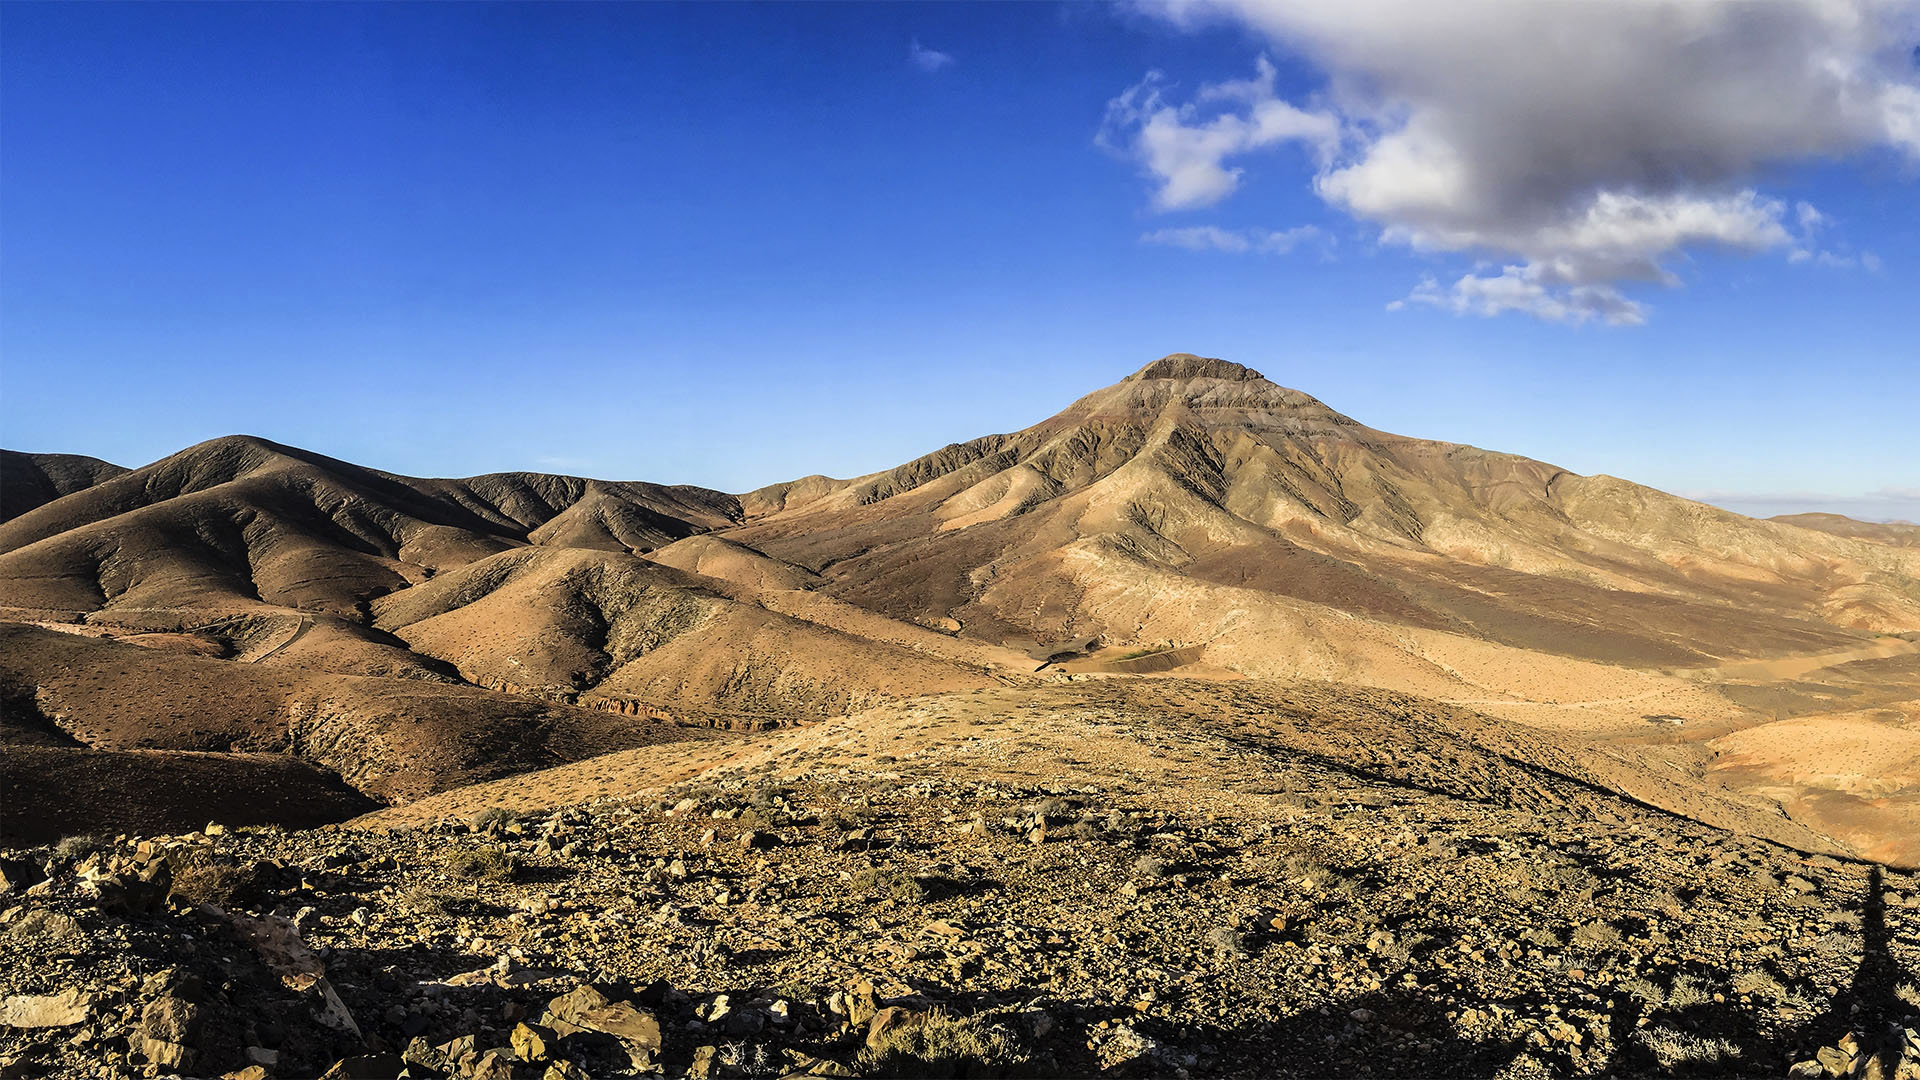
[0,449,126,523]
[1772,511,1920,548]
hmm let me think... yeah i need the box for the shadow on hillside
[1783,866,1911,1067]
[1126,868,1915,1078]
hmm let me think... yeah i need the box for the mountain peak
[1125,354,1265,383]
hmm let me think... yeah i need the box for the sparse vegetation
[1635,1027,1743,1068]
[1133,855,1171,879]
[52,834,107,861]
[164,852,258,908]
[1570,919,1623,951]
[468,807,518,831]
[854,1010,1036,1078]
[445,844,516,882]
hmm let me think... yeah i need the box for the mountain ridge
[3,354,1917,866]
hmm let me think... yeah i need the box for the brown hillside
[0,450,126,523]
[2,355,1917,864]
[1773,511,1920,548]
[0,435,739,621]
[0,624,719,806]
[725,355,1920,668]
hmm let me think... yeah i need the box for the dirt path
[247,616,311,663]
[1679,637,1920,682]
[1440,688,1670,709]
[1440,638,1920,712]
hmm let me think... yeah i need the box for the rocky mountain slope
[3,680,1917,1079]
[2,354,1917,870]
[728,355,1920,661]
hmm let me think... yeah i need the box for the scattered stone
[0,910,84,953]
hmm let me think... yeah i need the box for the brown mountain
[3,356,1917,862]
[732,354,1919,662]
[0,450,127,523]
[1774,511,1920,548]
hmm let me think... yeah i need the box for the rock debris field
[4,692,1919,1080]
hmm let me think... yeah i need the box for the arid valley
[2,356,1917,1079]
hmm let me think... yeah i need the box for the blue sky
[3,2,1915,520]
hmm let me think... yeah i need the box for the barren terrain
[3,355,1918,1077]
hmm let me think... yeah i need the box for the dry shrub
[1634,1027,1742,1068]
[52,834,107,861]
[855,1010,1036,1078]
[446,845,516,882]
[165,851,276,909]
[468,807,518,831]
[1570,920,1622,952]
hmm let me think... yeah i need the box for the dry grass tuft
[445,845,516,882]
[855,1010,1036,1077]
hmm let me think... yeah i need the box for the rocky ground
[4,687,1920,1079]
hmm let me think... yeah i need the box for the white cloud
[1798,247,1887,270]
[1100,56,1339,210]
[909,39,954,73]
[1107,0,1920,322]
[1141,223,1323,254]
[1402,267,1648,326]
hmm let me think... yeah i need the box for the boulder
[91,860,172,917]
[1,909,86,953]
[512,1020,556,1062]
[542,985,662,1050]
[0,858,47,894]
[0,989,93,1028]
[138,995,202,1070]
